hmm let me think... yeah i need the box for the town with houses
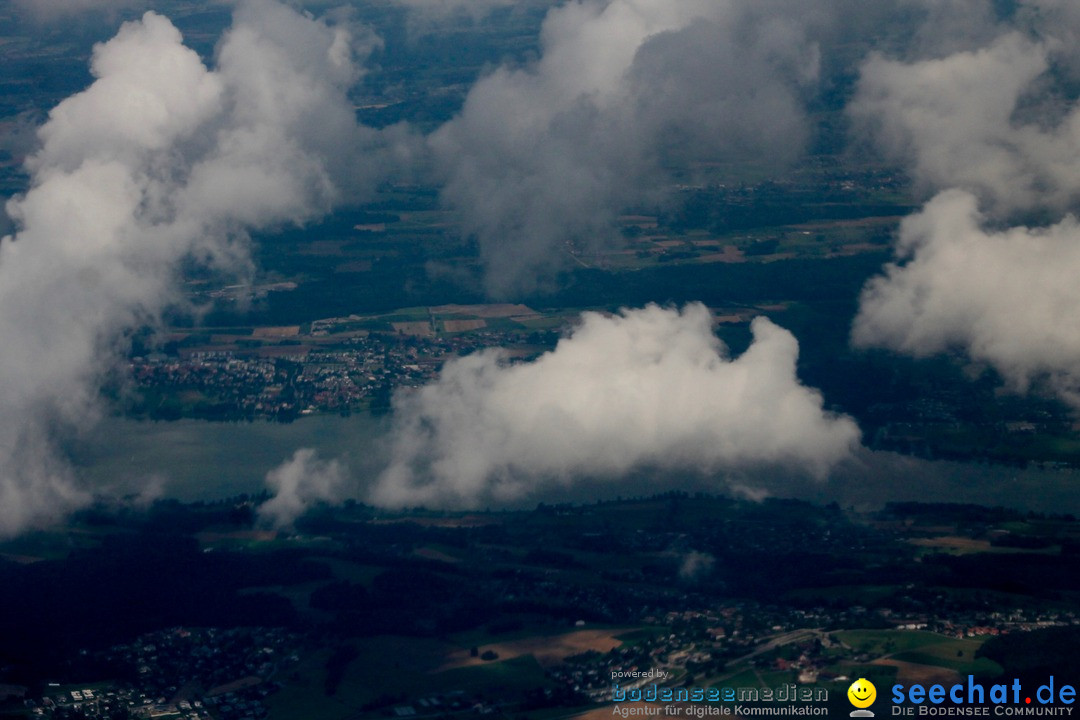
[4,492,1075,720]
[126,306,555,421]
[9,603,1079,720]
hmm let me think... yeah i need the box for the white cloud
[849,8,1080,404]
[257,449,347,529]
[854,189,1080,402]
[1017,0,1080,80]
[0,1,390,536]
[849,21,1080,215]
[372,304,860,508]
[429,0,823,296]
[36,12,225,167]
[849,33,1060,211]
[678,551,715,582]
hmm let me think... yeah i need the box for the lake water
[69,413,389,502]
[67,414,1080,514]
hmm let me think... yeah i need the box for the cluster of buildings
[10,497,1080,719]
[21,627,302,720]
[127,331,528,419]
[548,599,1080,705]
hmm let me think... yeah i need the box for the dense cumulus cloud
[429,0,828,296]
[854,190,1080,401]
[372,304,860,508]
[0,0,391,536]
[257,449,347,529]
[849,33,1080,212]
[851,0,1080,404]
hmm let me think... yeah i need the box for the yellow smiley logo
[848,678,876,708]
